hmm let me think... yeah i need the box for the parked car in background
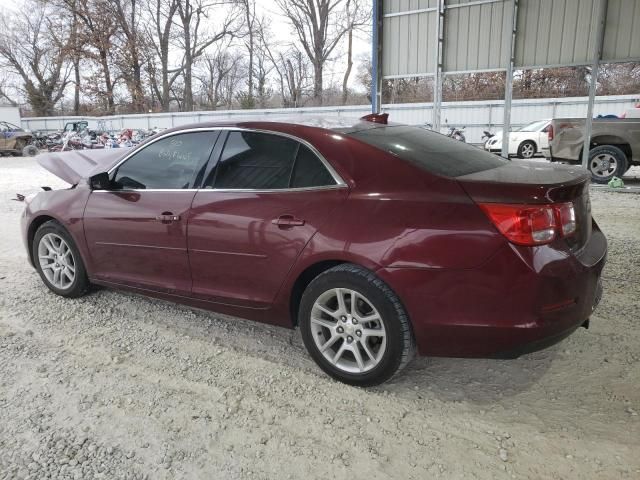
[546,116,640,183]
[0,121,37,156]
[484,119,551,158]
[21,116,606,386]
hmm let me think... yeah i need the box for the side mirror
[89,172,111,190]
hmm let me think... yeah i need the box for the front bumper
[377,223,607,358]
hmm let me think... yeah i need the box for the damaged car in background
[0,121,38,156]
[18,116,607,386]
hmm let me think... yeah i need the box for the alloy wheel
[521,142,535,158]
[310,288,387,374]
[38,233,76,290]
[590,153,617,179]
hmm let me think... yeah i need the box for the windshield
[347,125,508,178]
[517,120,548,132]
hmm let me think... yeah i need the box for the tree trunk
[99,48,115,114]
[313,61,323,105]
[342,26,353,105]
[73,58,81,115]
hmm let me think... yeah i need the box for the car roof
[155,116,402,137]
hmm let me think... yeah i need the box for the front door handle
[272,214,305,227]
[156,212,181,222]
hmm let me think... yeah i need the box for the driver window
[113,131,217,189]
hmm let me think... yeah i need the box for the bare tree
[275,0,353,105]
[257,21,310,108]
[69,0,119,114]
[238,0,257,107]
[146,0,181,111]
[0,0,70,115]
[111,0,147,112]
[341,0,369,105]
[197,42,243,109]
[175,0,240,111]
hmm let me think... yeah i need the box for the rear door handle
[272,214,305,227]
[156,212,181,222]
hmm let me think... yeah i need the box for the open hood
[37,148,131,185]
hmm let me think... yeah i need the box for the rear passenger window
[291,145,335,188]
[210,131,336,190]
[213,131,298,189]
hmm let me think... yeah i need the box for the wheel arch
[289,260,349,327]
[591,135,631,160]
[519,139,537,152]
[27,215,57,265]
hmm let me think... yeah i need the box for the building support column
[432,0,445,132]
[581,0,608,168]
[371,0,384,113]
[501,0,518,158]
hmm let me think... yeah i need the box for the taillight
[480,202,576,246]
[547,124,554,141]
[555,202,576,236]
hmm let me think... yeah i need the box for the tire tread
[303,263,416,385]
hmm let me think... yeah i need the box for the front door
[83,130,219,294]
[188,130,348,308]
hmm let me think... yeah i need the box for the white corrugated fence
[20,94,639,144]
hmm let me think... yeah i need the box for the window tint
[290,145,335,188]
[347,125,508,177]
[212,131,298,189]
[114,132,217,189]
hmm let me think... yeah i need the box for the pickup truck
[546,117,640,183]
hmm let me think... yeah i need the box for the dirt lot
[1,156,639,480]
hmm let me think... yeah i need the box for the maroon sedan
[21,116,606,386]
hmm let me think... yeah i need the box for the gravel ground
[1,156,639,480]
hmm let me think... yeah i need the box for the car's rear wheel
[517,140,536,159]
[588,145,628,184]
[33,221,89,298]
[299,264,415,387]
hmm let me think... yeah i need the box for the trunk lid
[37,148,131,185]
[457,161,592,251]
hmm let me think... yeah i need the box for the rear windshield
[347,125,508,177]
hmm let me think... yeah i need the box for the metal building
[371,0,640,164]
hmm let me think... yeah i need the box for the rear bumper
[377,224,607,358]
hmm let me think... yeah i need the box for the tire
[299,263,415,387]
[588,145,628,184]
[22,144,39,157]
[517,140,536,159]
[33,220,89,298]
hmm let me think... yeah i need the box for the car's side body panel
[188,187,349,310]
[83,190,197,295]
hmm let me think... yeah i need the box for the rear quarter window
[347,125,508,177]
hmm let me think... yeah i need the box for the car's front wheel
[299,264,415,386]
[33,220,89,298]
[517,140,536,159]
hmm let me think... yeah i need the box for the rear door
[188,129,348,309]
[83,130,219,294]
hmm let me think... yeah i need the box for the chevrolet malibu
[21,115,606,386]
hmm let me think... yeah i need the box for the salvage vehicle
[546,116,640,183]
[20,115,607,386]
[0,121,37,156]
[484,119,551,158]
